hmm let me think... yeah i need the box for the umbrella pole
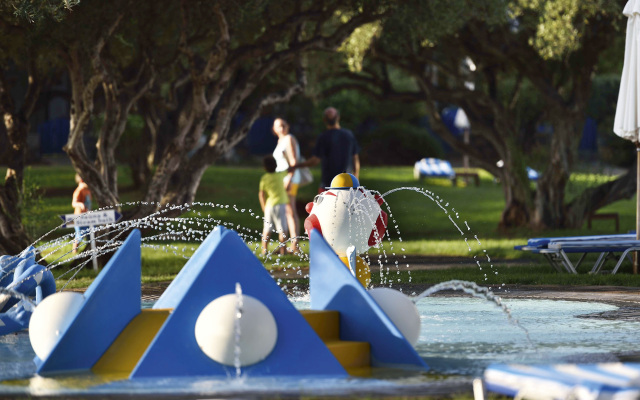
[636,144,640,274]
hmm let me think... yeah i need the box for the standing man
[291,107,360,192]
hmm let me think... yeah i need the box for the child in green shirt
[259,155,290,255]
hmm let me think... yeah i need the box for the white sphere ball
[29,291,85,360]
[194,294,277,366]
[368,288,421,346]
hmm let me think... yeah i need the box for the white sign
[58,209,123,271]
[59,210,122,228]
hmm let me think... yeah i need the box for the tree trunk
[129,95,162,188]
[128,151,151,189]
[64,46,121,209]
[162,161,209,208]
[531,116,580,229]
[0,128,32,255]
[408,73,537,229]
[126,97,210,220]
[95,63,154,200]
[96,86,122,199]
[497,166,531,229]
[0,62,40,256]
[63,15,133,210]
[565,163,637,228]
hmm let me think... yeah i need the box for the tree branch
[20,55,41,117]
[202,3,230,81]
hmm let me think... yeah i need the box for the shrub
[359,121,444,166]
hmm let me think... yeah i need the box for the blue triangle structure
[152,227,223,310]
[37,229,142,375]
[309,229,428,370]
[131,226,346,378]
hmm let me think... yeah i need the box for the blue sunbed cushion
[484,363,640,399]
[521,234,636,249]
[547,239,640,253]
[414,158,455,179]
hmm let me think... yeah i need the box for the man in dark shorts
[289,107,360,192]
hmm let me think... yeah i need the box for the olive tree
[53,0,392,220]
[334,0,631,229]
[0,2,61,254]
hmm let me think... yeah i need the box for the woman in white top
[272,117,301,252]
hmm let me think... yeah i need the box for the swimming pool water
[0,297,636,397]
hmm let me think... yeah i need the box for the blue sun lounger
[481,363,640,400]
[413,158,456,182]
[546,239,640,274]
[515,234,637,274]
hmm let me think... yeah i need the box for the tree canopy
[321,0,630,229]
[0,0,632,254]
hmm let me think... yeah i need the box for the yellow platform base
[300,310,339,341]
[301,309,371,372]
[92,309,171,376]
[325,340,370,369]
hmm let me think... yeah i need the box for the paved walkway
[498,285,640,306]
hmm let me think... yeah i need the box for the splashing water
[0,189,556,390]
[3,184,500,313]
[412,280,532,345]
[1,201,311,297]
[377,186,499,288]
[234,282,243,378]
[0,288,36,311]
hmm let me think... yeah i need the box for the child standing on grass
[259,155,289,255]
[71,173,92,254]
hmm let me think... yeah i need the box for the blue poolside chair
[517,234,636,250]
[546,239,640,274]
[481,363,640,400]
[514,234,637,274]
[414,158,456,183]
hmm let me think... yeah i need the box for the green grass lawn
[16,163,640,288]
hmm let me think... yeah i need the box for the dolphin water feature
[0,247,55,336]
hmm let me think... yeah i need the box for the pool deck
[496,285,640,308]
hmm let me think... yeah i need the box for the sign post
[59,210,123,271]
